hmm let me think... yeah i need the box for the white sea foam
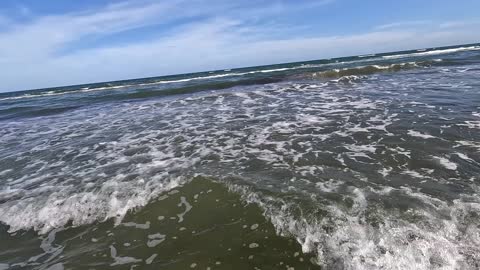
[177,196,193,223]
[434,156,458,171]
[402,170,426,179]
[249,243,259,248]
[459,120,480,129]
[0,91,67,101]
[122,221,151,230]
[147,233,166,248]
[315,179,343,193]
[109,245,141,266]
[229,182,480,269]
[0,175,183,234]
[408,130,436,139]
[454,153,475,163]
[455,140,480,152]
[145,254,157,264]
[358,54,376,58]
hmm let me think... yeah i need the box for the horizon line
[2,41,479,95]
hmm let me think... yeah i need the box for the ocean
[1,43,480,270]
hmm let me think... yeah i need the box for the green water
[1,178,320,269]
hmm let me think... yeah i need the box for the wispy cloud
[0,1,183,60]
[375,20,432,30]
[439,20,480,29]
[0,0,322,61]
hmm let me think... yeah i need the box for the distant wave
[0,64,359,102]
[311,61,437,79]
[0,59,449,103]
[0,77,284,120]
[0,91,68,101]
[383,46,480,60]
[137,67,311,86]
[116,77,283,100]
[358,54,376,58]
[0,68,303,102]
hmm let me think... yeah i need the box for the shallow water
[1,44,480,269]
[1,178,320,269]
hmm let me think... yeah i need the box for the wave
[2,171,479,269]
[0,77,284,107]
[0,78,284,121]
[147,68,296,84]
[358,54,376,58]
[0,91,67,101]
[95,77,284,102]
[383,46,480,60]
[0,69,302,102]
[0,56,472,121]
[311,61,435,79]
[228,181,480,269]
[0,60,449,104]
[0,85,145,102]
[0,174,185,234]
[0,61,394,102]
[0,177,322,269]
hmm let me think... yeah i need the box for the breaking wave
[311,61,437,79]
[228,182,480,269]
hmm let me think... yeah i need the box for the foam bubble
[145,254,157,265]
[109,245,141,266]
[408,130,436,139]
[249,243,259,248]
[147,233,166,248]
[434,156,458,171]
[177,197,192,223]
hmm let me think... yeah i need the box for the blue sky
[0,0,479,92]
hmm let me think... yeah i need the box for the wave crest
[228,182,480,269]
[311,61,433,79]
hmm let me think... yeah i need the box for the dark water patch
[0,177,320,270]
[0,105,83,121]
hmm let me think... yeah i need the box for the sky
[0,0,479,92]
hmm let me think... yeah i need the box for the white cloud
[0,1,184,61]
[0,1,479,92]
[439,20,480,29]
[375,21,432,30]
